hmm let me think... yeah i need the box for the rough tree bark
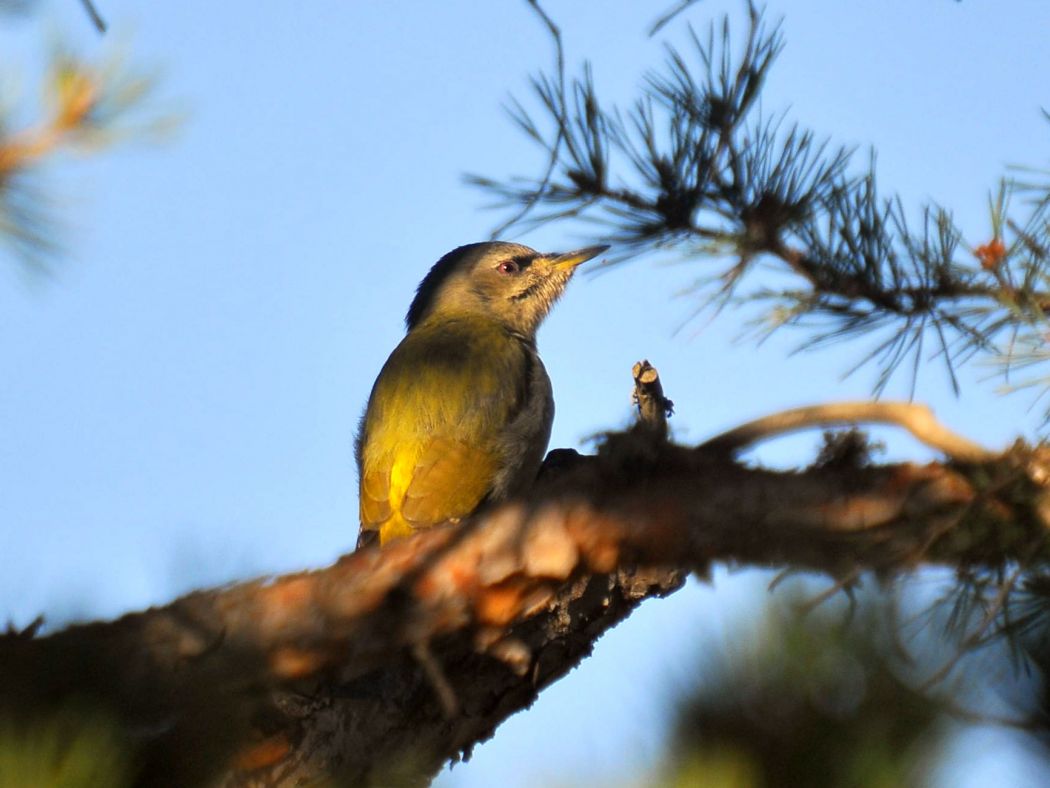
[1,366,1046,787]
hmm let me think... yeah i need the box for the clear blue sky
[1,1,1048,785]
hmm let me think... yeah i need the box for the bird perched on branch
[356,241,608,548]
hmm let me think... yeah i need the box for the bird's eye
[496,260,520,275]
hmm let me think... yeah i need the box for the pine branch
[0,44,171,271]
[471,4,1050,406]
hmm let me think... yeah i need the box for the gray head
[406,241,609,337]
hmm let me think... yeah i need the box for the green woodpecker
[355,241,608,547]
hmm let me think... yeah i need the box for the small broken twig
[632,359,674,439]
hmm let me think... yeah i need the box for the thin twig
[767,568,803,592]
[797,568,861,615]
[79,0,107,34]
[412,640,460,718]
[700,401,997,462]
[919,563,1027,690]
[649,0,705,36]
[491,0,566,238]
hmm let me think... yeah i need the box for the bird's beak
[548,244,610,272]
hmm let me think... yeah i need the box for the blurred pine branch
[0,36,174,272]
[653,589,1049,788]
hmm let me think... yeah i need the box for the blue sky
[2,1,1049,785]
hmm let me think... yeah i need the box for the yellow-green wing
[356,319,527,545]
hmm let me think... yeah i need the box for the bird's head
[405,241,609,337]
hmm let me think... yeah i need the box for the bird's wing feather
[359,463,393,526]
[401,436,496,525]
